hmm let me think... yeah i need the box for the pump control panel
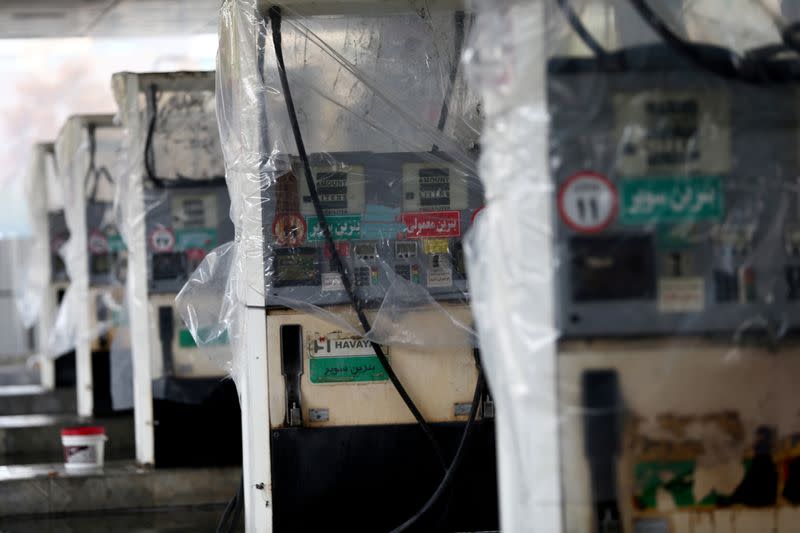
[145,183,234,293]
[550,49,799,337]
[263,152,482,306]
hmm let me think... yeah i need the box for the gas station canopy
[0,0,219,38]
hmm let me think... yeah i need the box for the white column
[238,159,272,532]
[72,151,94,418]
[470,1,562,531]
[124,75,155,466]
[37,286,56,390]
[241,308,272,533]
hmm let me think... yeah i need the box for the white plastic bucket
[61,426,107,471]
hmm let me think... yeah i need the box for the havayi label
[307,331,386,384]
[308,332,376,358]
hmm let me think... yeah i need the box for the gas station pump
[204,1,497,531]
[111,71,240,468]
[463,1,800,532]
[260,153,492,531]
[54,115,125,418]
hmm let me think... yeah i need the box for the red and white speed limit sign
[558,171,618,234]
[88,229,109,254]
[149,227,176,252]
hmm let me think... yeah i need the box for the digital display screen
[395,242,417,258]
[274,248,320,286]
[152,252,185,281]
[171,193,218,230]
[419,167,451,208]
[91,254,111,276]
[403,163,468,211]
[300,165,366,216]
[354,244,377,258]
[315,172,349,211]
[613,91,730,176]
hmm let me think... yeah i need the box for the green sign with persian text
[309,356,387,384]
[307,215,361,242]
[621,176,724,224]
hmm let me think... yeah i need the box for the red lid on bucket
[61,426,105,436]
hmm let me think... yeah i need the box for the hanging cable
[143,84,226,189]
[626,0,762,81]
[555,0,609,58]
[215,475,244,533]
[84,123,98,197]
[549,0,800,83]
[752,0,800,56]
[622,0,800,83]
[629,0,800,83]
[144,84,169,189]
[84,123,115,203]
[782,22,800,54]
[390,348,486,533]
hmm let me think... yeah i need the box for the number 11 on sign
[558,172,618,234]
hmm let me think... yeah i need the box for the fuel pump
[210,1,496,531]
[262,152,492,532]
[111,71,240,468]
[54,115,125,418]
[464,1,800,532]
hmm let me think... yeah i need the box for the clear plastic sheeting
[175,240,237,375]
[51,115,124,359]
[205,0,484,389]
[466,0,800,532]
[112,71,233,407]
[14,143,59,334]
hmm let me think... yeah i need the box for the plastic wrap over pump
[112,71,232,407]
[51,116,125,359]
[465,1,800,531]
[14,144,60,343]
[202,0,485,387]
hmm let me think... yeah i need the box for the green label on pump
[307,215,361,242]
[175,228,218,251]
[621,176,724,224]
[309,356,387,384]
[107,234,126,253]
[178,328,229,348]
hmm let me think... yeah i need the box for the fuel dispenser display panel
[298,164,365,216]
[551,58,797,337]
[146,185,233,293]
[263,152,482,307]
[545,45,800,533]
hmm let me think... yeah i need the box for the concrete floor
[0,363,243,530]
[0,506,242,532]
[0,460,241,517]
[0,413,135,465]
